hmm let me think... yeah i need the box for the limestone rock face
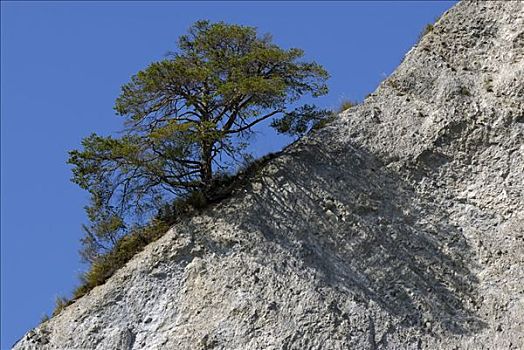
[13,1,523,349]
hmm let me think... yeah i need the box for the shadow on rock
[241,140,486,336]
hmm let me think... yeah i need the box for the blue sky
[1,1,456,348]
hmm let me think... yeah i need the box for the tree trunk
[201,141,213,189]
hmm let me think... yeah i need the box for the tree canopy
[68,20,330,262]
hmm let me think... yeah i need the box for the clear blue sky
[1,1,456,348]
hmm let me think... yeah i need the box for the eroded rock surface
[14,1,523,349]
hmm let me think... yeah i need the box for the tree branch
[225,109,283,134]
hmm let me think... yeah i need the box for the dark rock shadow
[239,139,486,336]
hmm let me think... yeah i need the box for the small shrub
[52,296,71,317]
[40,314,50,323]
[337,100,357,113]
[238,152,277,178]
[418,24,434,41]
[312,114,337,131]
[185,190,208,210]
[311,100,357,131]
[386,78,400,89]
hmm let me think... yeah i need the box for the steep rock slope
[14,1,523,349]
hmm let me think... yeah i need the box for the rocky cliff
[14,1,524,349]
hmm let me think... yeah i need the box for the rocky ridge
[14,1,523,349]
